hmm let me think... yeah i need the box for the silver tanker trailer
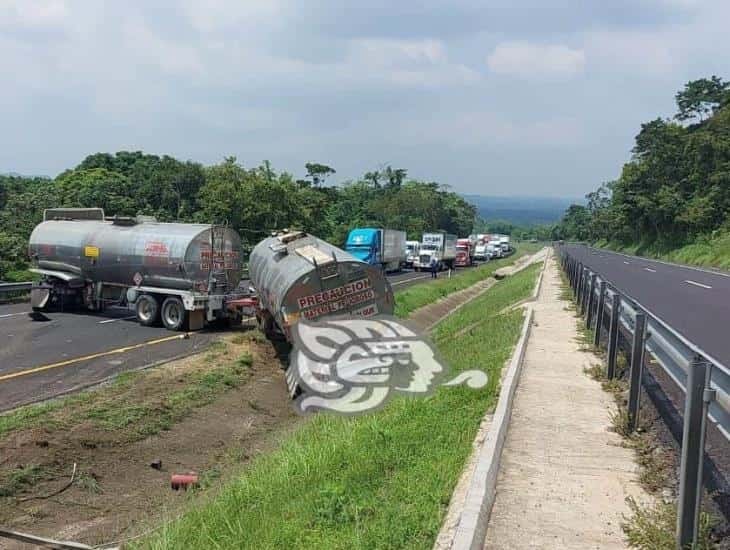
[28,208,243,331]
[248,230,395,341]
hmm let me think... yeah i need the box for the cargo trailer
[414,231,457,271]
[344,228,406,272]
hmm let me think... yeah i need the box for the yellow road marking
[0,333,192,383]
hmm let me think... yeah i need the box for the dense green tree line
[554,76,730,245]
[0,153,476,280]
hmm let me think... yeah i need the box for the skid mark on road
[98,315,137,324]
[0,311,28,320]
[684,280,712,290]
[0,333,192,383]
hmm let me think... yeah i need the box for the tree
[55,168,136,216]
[363,171,381,188]
[304,163,336,186]
[675,76,730,122]
[382,166,407,190]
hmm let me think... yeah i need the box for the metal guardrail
[0,282,32,293]
[558,246,725,549]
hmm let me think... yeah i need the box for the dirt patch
[0,329,299,548]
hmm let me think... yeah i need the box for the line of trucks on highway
[27,208,512,340]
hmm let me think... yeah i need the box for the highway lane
[0,304,216,411]
[0,267,460,411]
[564,244,730,370]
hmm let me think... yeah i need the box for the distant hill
[462,195,581,226]
[1,172,49,179]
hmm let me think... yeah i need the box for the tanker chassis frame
[30,268,243,332]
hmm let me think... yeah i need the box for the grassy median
[0,338,255,441]
[138,263,541,550]
[394,242,541,317]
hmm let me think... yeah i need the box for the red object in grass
[170,473,199,490]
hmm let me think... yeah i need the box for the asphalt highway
[0,267,446,411]
[563,244,730,370]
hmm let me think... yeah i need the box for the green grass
[394,243,541,318]
[0,464,47,497]
[622,497,715,550]
[595,231,730,270]
[0,348,253,441]
[137,265,540,550]
[84,354,253,437]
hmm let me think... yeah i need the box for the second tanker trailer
[248,230,395,340]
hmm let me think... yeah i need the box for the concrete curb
[440,306,535,550]
[531,247,551,301]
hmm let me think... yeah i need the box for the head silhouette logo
[287,316,488,415]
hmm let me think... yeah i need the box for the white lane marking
[0,311,29,320]
[623,261,630,265]
[684,280,712,289]
[644,267,656,273]
[100,314,258,325]
[99,315,137,324]
[391,275,430,286]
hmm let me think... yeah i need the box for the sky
[0,0,728,197]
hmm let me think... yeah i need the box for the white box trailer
[415,231,457,270]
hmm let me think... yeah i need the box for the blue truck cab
[345,228,381,265]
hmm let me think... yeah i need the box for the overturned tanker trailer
[28,208,244,330]
[247,231,395,341]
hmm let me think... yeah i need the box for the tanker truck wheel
[161,296,187,331]
[136,294,160,326]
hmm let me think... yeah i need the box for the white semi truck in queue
[414,231,457,271]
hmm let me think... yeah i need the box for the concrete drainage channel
[435,249,549,550]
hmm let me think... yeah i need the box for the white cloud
[582,29,677,76]
[486,41,585,78]
[122,19,204,76]
[345,38,479,88]
[0,0,68,27]
[181,0,284,33]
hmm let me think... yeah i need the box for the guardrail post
[606,292,621,379]
[574,262,581,296]
[627,313,646,432]
[585,274,596,326]
[593,281,607,347]
[677,357,714,549]
[580,268,589,316]
[578,267,586,311]
[570,258,575,287]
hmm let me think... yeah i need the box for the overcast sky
[1,0,728,197]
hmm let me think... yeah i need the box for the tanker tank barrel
[248,231,394,340]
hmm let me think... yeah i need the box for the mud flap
[30,287,50,310]
[188,309,205,331]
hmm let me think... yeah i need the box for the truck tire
[161,296,187,331]
[136,294,160,326]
